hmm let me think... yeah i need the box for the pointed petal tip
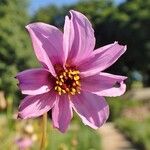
[124,76,128,80]
[124,45,127,51]
[53,124,68,133]
[25,25,29,29]
[18,112,30,120]
[69,9,83,15]
[25,22,37,28]
[25,24,31,30]
[17,114,20,119]
[25,22,43,30]
[69,10,78,19]
[117,42,127,52]
[58,127,68,133]
[25,23,38,31]
[17,113,23,119]
[69,9,84,19]
[69,9,75,13]
[113,41,127,50]
[83,122,98,130]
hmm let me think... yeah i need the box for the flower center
[54,69,81,95]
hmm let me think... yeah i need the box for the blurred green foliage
[0,0,37,102]
[116,118,150,150]
[107,96,150,150]
[47,123,101,150]
[107,97,142,121]
[0,114,101,150]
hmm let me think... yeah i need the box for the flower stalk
[40,113,47,150]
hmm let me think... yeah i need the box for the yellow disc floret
[54,69,81,95]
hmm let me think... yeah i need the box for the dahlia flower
[16,10,127,133]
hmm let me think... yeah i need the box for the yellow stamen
[73,82,76,87]
[54,68,81,96]
[75,70,80,74]
[54,86,58,90]
[74,75,80,81]
[71,88,76,93]
[63,72,66,76]
[68,74,73,79]
[61,78,64,83]
[59,75,63,78]
[62,90,66,94]
[76,81,80,86]
[70,92,76,95]
[57,86,61,92]
[66,88,70,92]
[59,82,62,86]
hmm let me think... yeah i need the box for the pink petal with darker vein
[18,91,57,119]
[16,68,52,95]
[81,72,127,97]
[26,23,63,76]
[52,95,73,133]
[79,42,126,77]
[64,10,95,65]
[71,91,109,129]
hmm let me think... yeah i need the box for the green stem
[40,113,47,150]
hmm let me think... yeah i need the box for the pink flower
[16,10,127,133]
[15,137,32,150]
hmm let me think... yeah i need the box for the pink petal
[94,41,118,55]
[63,16,71,64]
[52,95,72,133]
[16,68,52,95]
[26,23,63,76]
[79,42,127,77]
[16,137,32,149]
[71,91,109,129]
[18,91,57,119]
[81,72,127,97]
[64,10,95,65]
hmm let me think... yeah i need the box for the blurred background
[0,0,150,149]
